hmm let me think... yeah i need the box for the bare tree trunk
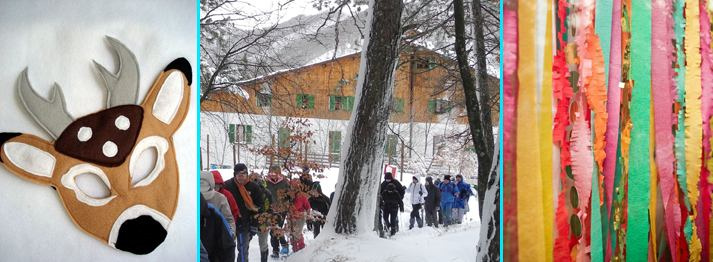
[329,0,404,235]
[453,0,494,216]
[476,128,501,261]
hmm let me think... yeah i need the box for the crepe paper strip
[516,0,547,260]
[591,117,604,262]
[626,0,653,260]
[571,98,594,262]
[673,0,690,212]
[697,2,713,260]
[684,0,703,259]
[649,104,659,262]
[604,0,623,220]
[651,0,679,258]
[539,0,554,259]
[596,0,613,88]
[502,2,519,261]
[553,1,574,261]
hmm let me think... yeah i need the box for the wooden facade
[202,47,499,124]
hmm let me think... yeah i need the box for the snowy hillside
[212,168,480,262]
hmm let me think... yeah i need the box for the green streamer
[625,0,652,261]
[591,115,604,262]
[595,0,613,87]
[673,0,690,211]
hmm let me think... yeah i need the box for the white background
[0,0,197,260]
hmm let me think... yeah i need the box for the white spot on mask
[103,141,118,157]
[115,115,130,130]
[77,127,92,142]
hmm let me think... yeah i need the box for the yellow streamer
[649,103,658,262]
[539,0,554,260]
[684,0,702,260]
[517,0,546,261]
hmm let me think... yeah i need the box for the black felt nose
[115,215,167,255]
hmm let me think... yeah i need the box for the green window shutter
[245,125,253,144]
[308,95,315,109]
[329,96,336,111]
[278,128,289,148]
[345,96,355,111]
[428,100,436,113]
[228,124,235,144]
[334,131,341,152]
[296,94,303,108]
[395,98,404,113]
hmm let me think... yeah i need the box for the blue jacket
[454,181,472,208]
[438,182,457,204]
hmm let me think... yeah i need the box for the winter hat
[412,176,418,182]
[234,163,248,174]
[384,172,393,180]
[210,170,224,185]
[426,176,433,183]
[456,174,463,180]
[444,175,451,181]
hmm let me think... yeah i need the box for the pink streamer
[698,1,712,260]
[603,0,622,219]
[651,0,678,258]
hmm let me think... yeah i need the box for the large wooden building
[201,46,498,174]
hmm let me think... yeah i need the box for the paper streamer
[502,1,519,261]
[539,0,555,259]
[651,0,678,258]
[516,0,546,261]
[697,1,712,260]
[625,0,652,260]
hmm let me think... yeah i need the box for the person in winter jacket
[423,176,441,227]
[264,165,290,258]
[211,170,240,221]
[433,177,443,225]
[407,176,428,229]
[200,194,236,262]
[223,164,265,262]
[248,172,274,262]
[288,178,312,252]
[438,175,457,226]
[380,172,404,236]
[200,171,236,236]
[300,171,330,238]
[452,174,472,224]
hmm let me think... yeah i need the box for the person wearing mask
[438,175,457,227]
[452,174,472,224]
[264,165,290,258]
[406,176,428,229]
[379,172,404,236]
[423,176,441,227]
[200,171,236,236]
[223,164,265,262]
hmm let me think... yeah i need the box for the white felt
[114,115,130,130]
[108,204,171,248]
[77,127,93,142]
[128,136,167,188]
[3,142,56,178]
[102,141,118,158]
[61,164,116,207]
[0,0,196,260]
[152,71,184,125]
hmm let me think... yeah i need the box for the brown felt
[0,66,191,250]
[55,105,143,167]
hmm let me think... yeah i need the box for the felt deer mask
[0,37,192,255]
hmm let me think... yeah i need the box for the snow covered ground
[213,167,480,262]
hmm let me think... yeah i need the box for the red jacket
[211,170,240,219]
[290,193,311,220]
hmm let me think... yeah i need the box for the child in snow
[288,178,312,252]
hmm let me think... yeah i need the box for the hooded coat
[407,180,428,205]
[200,195,236,262]
[211,171,240,220]
[201,171,236,236]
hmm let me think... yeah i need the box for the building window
[416,57,436,70]
[328,131,342,163]
[228,124,252,144]
[433,135,446,154]
[296,94,315,109]
[278,127,290,148]
[329,96,355,111]
[428,99,452,114]
[385,134,398,157]
[257,93,272,107]
[391,98,405,113]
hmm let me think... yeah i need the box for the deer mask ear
[0,133,57,185]
[141,58,191,133]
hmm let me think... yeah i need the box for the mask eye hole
[129,136,168,188]
[131,147,158,186]
[75,173,111,199]
[61,164,116,206]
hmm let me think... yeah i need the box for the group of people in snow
[379,172,475,236]
[200,164,331,262]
